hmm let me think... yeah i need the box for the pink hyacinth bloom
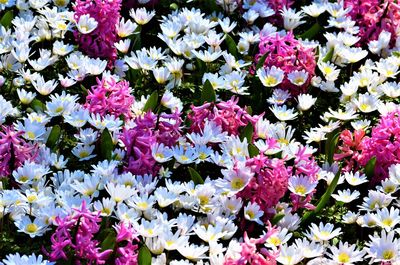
[46,201,112,264]
[120,111,182,176]
[254,32,316,96]
[188,97,261,136]
[84,76,134,120]
[358,109,400,184]
[240,155,290,218]
[114,222,139,265]
[334,129,366,173]
[344,0,400,47]
[0,126,37,178]
[224,222,279,265]
[74,0,122,64]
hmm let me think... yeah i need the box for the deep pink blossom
[224,222,278,265]
[74,0,121,64]
[254,32,316,96]
[120,111,182,175]
[188,97,260,136]
[344,0,400,47]
[114,222,139,265]
[334,129,366,173]
[240,154,290,217]
[0,126,37,177]
[46,201,112,264]
[359,109,400,183]
[84,76,134,119]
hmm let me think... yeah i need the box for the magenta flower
[84,76,134,120]
[359,109,400,183]
[224,222,278,265]
[120,111,182,176]
[344,0,400,47]
[0,126,37,178]
[240,155,290,218]
[188,97,260,136]
[74,0,122,64]
[254,32,316,96]
[334,129,366,173]
[46,201,112,264]
[114,222,139,265]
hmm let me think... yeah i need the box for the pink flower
[114,222,139,265]
[334,129,366,172]
[0,126,37,178]
[224,222,278,265]
[120,111,182,176]
[344,0,400,47]
[46,201,112,264]
[240,155,290,218]
[359,109,400,183]
[254,32,316,96]
[188,97,260,136]
[84,76,134,120]
[74,0,122,64]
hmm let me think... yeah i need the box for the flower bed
[0,0,400,264]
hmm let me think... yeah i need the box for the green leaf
[271,213,285,225]
[143,91,159,112]
[240,123,253,144]
[188,167,204,185]
[393,51,400,57]
[365,156,376,179]
[248,144,259,158]
[322,48,334,63]
[200,79,216,104]
[301,168,342,224]
[100,230,116,251]
[132,33,141,51]
[0,10,13,28]
[138,245,152,265]
[225,34,238,59]
[255,53,268,71]
[100,128,113,161]
[80,84,88,96]
[299,22,323,40]
[46,125,61,150]
[30,99,45,112]
[325,128,340,165]
[246,106,252,115]
[170,3,178,10]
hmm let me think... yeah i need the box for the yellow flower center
[338,252,350,263]
[19,176,29,182]
[382,218,393,227]
[383,250,394,260]
[26,131,36,139]
[27,195,37,203]
[268,236,281,246]
[79,151,89,158]
[26,223,38,233]
[294,185,307,195]
[231,177,244,190]
[246,210,255,219]
[264,76,277,86]
[324,67,333,75]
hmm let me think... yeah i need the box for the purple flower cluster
[46,202,139,264]
[120,111,182,176]
[345,0,400,47]
[254,32,316,96]
[47,201,112,264]
[84,76,134,120]
[74,0,122,64]
[188,97,260,136]
[0,126,37,177]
